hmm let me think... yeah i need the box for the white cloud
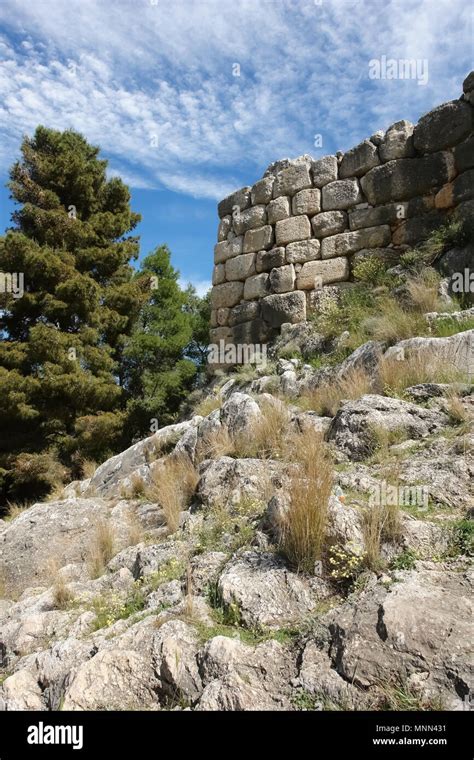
[0,0,471,199]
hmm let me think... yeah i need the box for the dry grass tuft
[146,455,199,533]
[194,393,223,417]
[88,520,116,579]
[195,425,235,463]
[300,367,373,417]
[406,268,444,314]
[378,353,467,396]
[233,397,291,459]
[279,429,333,573]
[363,498,402,572]
[444,391,473,428]
[4,501,30,522]
[81,458,98,480]
[52,575,74,610]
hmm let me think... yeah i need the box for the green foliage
[352,257,393,287]
[450,519,474,557]
[390,548,418,570]
[0,126,142,505]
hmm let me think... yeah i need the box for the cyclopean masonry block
[209,73,474,357]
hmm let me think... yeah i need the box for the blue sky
[0,0,472,295]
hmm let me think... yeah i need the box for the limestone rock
[339,139,380,178]
[275,215,311,246]
[379,120,415,162]
[413,100,472,153]
[322,179,363,210]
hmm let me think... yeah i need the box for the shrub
[353,257,391,287]
[8,451,67,504]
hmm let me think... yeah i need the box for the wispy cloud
[0,0,471,199]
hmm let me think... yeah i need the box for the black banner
[0,710,471,758]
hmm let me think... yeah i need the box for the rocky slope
[0,325,472,712]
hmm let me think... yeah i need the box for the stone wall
[210,72,474,350]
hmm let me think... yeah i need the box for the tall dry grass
[146,455,199,533]
[88,520,116,578]
[233,397,292,459]
[378,352,467,396]
[279,429,333,573]
[300,367,373,417]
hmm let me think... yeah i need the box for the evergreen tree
[0,126,143,503]
[123,245,198,438]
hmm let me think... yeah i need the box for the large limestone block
[267,196,291,224]
[217,215,232,242]
[225,252,256,281]
[348,196,433,231]
[413,100,472,153]
[275,215,311,245]
[243,272,270,300]
[285,239,320,264]
[391,211,444,246]
[273,163,312,198]
[228,301,260,326]
[250,176,274,205]
[311,155,338,187]
[321,225,391,259]
[214,236,243,264]
[360,152,455,205]
[212,263,225,285]
[311,210,347,238]
[339,139,380,178]
[243,225,274,253]
[379,120,415,162]
[261,291,307,326]
[211,281,244,309]
[454,136,474,172]
[292,188,321,215]
[256,247,285,273]
[453,169,474,204]
[269,264,296,294]
[218,186,251,218]
[233,205,267,235]
[322,179,363,210]
[296,258,349,288]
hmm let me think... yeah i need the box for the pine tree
[122,245,198,438]
[0,126,143,503]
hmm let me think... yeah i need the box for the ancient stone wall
[210,72,474,350]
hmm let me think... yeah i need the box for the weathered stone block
[339,140,380,178]
[251,176,274,205]
[360,152,455,205]
[311,155,338,187]
[209,326,232,342]
[291,188,321,216]
[214,236,243,264]
[267,196,291,224]
[217,307,230,326]
[269,264,296,294]
[275,215,311,245]
[243,225,274,253]
[322,179,363,210]
[210,309,218,328]
[321,225,391,259]
[379,120,415,162]
[349,196,434,230]
[243,273,271,300]
[285,239,321,264]
[453,169,474,204]
[232,319,272,344]
[218,215,232,242]
[463,71,474,104]
[434,183,454,209]
[392,211,445,246]
[311,210,347,238]
[454,136,474,172]
[261,291,307,327]
[296,258,350,289]
[256,247,286,273]
[413,100,472,153]
[233,205,267,235]
[273,164,312,198]
[225,252,256,281]
[228,301,260,326]
[211,281,244,309]
[218,187,251,219]
[212,263,225,285]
